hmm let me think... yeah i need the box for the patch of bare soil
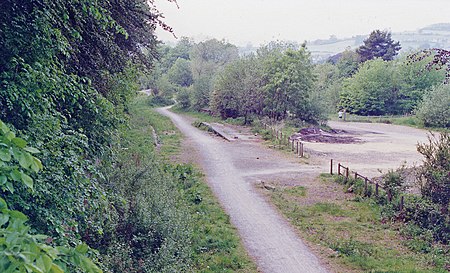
[290,127,360,144]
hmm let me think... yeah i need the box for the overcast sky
[155,0,450,46]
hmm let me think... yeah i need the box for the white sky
[155,0,450,46]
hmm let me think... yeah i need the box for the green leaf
[37,254,53,272]
[50,263,64,273]
[0,214,9,226]
[20,173,33,190]
[0,175,7,185]
[75,243,89,254]
[0,197,7,209]
[0,120,9,133]
[10,169,21,181]
[0,148,11,162]
[4,131,15,141]
[11,137,27,148]
[8,210,28,221]
[31,158,43,173]
[18,152,34,170]
[24,147,40,154]
[5,182,14,194]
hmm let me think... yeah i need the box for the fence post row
[330,159,333,175]
[332,161,407,209]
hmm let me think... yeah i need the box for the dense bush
[402,195,449,243]
[416,84,450,128]
[0,120,101,272]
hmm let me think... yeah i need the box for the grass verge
[130,96,258,272]
[269,174,449,273]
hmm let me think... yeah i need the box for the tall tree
[262,47,317,123]
[211,56,264,123]
[189,39,239,110]
[356,30,401,62]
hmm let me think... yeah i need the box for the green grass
[184,169,258,273]
[270,176,449,273]
[130,96,258,272]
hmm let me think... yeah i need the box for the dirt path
[157,107,329,273]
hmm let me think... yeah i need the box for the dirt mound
[290,127,360,144]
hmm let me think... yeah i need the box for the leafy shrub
[416,84,450,128]
[417,132,450,214]
[0,120,101,272]
[148,95,174,107]
[176,88,191,109]
[382,169,406,201]
[402,195,449,243]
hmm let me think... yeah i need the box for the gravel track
[157,106,329,273]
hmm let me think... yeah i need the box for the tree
[313,63,342,115]
[396,53,445,113]
[167,58,193,87]
[408,48,450,83]
[262,46,318,123]
[211,56,264,122]
[335,49,361,78]
[340,58,399,115]
[357,30,401,62]
[189,39,239,110]
[417,133,450,214]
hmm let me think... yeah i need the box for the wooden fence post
[338,163,341,175]
[364,178,368,194]
[400,196,404,211]
[375,183,379,196]
[354,172,358,180]
[330,159,333,175]
[345,167,349,181]
[291,139,294,151]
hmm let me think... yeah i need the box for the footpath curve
[157,106,329,273]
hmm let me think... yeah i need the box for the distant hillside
[307,23,450,62]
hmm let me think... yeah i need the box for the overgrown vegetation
[121,96,257,272]
[1,0,256,271]
[146,30,449,129]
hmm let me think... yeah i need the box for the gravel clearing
[157,107,433,273]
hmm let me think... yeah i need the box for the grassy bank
[128,96,258,272]
[269,174,448,273]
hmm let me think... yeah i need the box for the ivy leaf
[21,173,33,190]
[11,137,27,148]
